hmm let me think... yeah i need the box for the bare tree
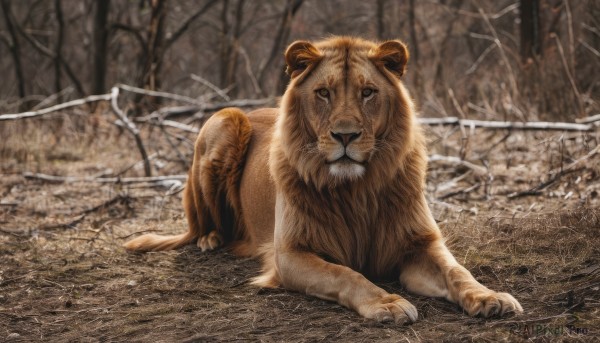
[376,0,385,40]
[520,0,542,62]
[12,13,85,97]
[93,0,111,95]
[1,0,26,99]
[257,0,304,96]
[218,0,246,95]
[142,0,167,93]
[54,0,64,99]
[408,0,422,93]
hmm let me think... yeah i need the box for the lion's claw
[462,291,523,317]
[197,231,222,252]
[361,294,418,324]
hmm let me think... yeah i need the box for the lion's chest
[296,187,412,279]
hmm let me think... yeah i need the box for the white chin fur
[329,163,365,180]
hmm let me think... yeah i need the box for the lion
[124,36,523,324]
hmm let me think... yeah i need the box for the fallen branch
[428,154,488,176]
[110,87,152,177]
[144,106,200,120]
[23,172,187,184]
[550,145,600,174]
[507,145,599,199]
[418,117,593,131]
[202,98,275,112]
[161,119,200,133]
[135,117,200,133]
[119,84,274,111]
[38,195,131,231]
[0,93,111,121]
[576,113,600,124]
[438,183,481,200]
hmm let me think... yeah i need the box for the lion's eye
[316,88,330,98]
[362,88,375,98]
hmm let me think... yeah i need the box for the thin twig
[144,106,199,120]
[551,33,584,116]
[438,183,481,200]
[238,46,263,95]
[31,86,74,110]
[190,73,231,101]
[160,124,190,168]
[134,116,200,133]
[110,87,152,177]
[37,195,130,231]
[465,43,496,75]
[576,113,600,124]
[116,83,200,105]
[579,39,600,58]
[507,145,599,199]
[112,153,158,177]
[549,144,600,175]
[477,7,519,100]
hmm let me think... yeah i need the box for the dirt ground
[1,112,599,342]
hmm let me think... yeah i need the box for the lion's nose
[330,131,361,147]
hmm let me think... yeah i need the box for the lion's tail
[123,231,197,252]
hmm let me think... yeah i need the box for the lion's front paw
[359,294,418,324]
[461,290,523,317]
[197,231,222,252]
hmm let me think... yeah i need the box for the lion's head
[272,37,419,189]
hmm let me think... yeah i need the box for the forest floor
[0,111,599,342]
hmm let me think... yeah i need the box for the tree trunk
[258,0,304,95]
[219,0,231,88]
[376,0,385,40]
[520,0,541,62]
[221,0,245,96]
[275,0,305,95]
[408,0,422,93]
[93,0,111,95]
[54,0,64,100]
[137,0,167,109]
[408,0,419,64]
[144,0,166,91]
[1,0,26,100]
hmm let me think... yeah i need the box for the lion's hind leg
[124,108,251,253]
[399,240,523,317]
[193,108,252,250]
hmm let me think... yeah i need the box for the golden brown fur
[124,37,522,323]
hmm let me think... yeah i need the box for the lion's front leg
[277,250,417,324]
[400,240,523,317]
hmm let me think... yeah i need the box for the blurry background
[1,0,599,121]
[1,3,599,341]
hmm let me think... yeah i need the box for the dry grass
[1,113,599,342]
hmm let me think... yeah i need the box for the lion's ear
[285,40,322,78]
[369,40,409,78]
